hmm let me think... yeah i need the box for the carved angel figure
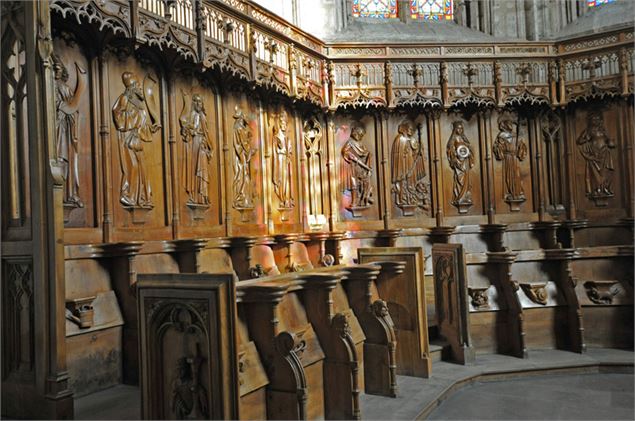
[341,124,373,209]
[112,71,160,208]
[271,110,294,209]
[493,118,527,203]
[53,54,86,208]
[446,121,474,210]
[179,92,213,205]
[576,111,615,201]
[391,120,428,212]
[232,107,256,209]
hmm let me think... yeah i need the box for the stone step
[429,339,450,362]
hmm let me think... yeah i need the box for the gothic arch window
[587,0,615,7]
[352,0,398,18]
[410,0,454,20]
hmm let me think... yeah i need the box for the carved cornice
[51,1,633,112]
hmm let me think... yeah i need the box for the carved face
[453,122,464,135]
[192,95,204,113]
[351,126,365,141]
[399,122,414,137]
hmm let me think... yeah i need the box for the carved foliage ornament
[446,120,474,213]
[576,111,615,207]
[341,123,374,217]
[112,71,161,214]
[391,120,429,216]
[493,117,527,211]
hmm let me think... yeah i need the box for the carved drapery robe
[272,128,294,208]
[112,89,154,208]
[493,128,527,201]
[446,133,474,205]
[577,126,615,198]
[232,116,255,209]
[341,137,373,207]
[391,133,426,207]
[180,107,212,205]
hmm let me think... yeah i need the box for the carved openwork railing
[50,0,634,110]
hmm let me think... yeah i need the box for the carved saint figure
[112,72,160,208]
[171,354,208,419]
[576,111,615,202]
[493,118,527,204]
[271,110,294,209]
[446,121,475,211]
[391,120,428,213]
[179,92,213,206]
[232,107,256,209]
[303,117,322,215]
[53,54,86,208]
[341,124,373,211]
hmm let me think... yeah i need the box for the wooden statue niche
[446,120,475,214]
[576,111,615,207]
[232,106,257,222]
[271,110,295,220]
[341,123,374,217]
[112,71,161,215]
[52,54,87,215]
[179,91,213,216]
[303,117,322,218]
[391,119,429,216]
[493,116,527,212]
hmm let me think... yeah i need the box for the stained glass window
[410,0,454,20]
[587,0,616,7]
[352,0,398,19]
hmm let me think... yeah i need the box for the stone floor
[74,348,634,420]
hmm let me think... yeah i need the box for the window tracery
[587,0,616,7]
[410,0,454,20]
[352,0,398,19]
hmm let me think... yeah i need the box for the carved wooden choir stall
[1,0,633,419]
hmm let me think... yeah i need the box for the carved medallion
[391,120,429,216]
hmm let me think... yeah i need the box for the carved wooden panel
[137,273,238,420]
[491,111,533,214]
[106,55,170,239]
[439,113,484,219]
[265,105,301,230]
[358,247,431,378]
[569,105,628,219]
[173,75,223,237]
[52,37,97,231]
[335,115,382,227]
[432,243,474,364]
[387,115,431,220]
[224,93,266,235]
[2,259,34,380]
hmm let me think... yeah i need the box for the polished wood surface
[1,0,633,418]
